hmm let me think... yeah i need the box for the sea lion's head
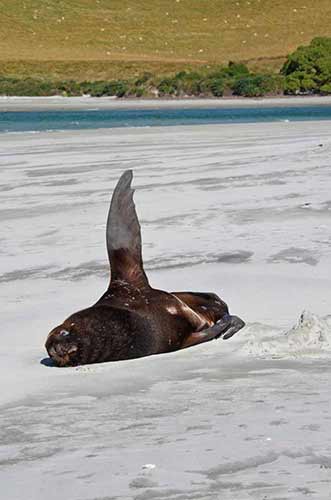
[45,306,102,366]
[45,321,81,367]
[45,306,136,367]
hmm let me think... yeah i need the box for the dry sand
[1,95,331,111]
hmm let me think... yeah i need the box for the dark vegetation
[0,38,330,98]
[0,64,284,97]
[282,37,331,95]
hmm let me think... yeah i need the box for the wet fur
[45,170,245,366]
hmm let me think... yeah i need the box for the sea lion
[45,170,245,367]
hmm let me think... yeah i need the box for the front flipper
[181,314,245,349]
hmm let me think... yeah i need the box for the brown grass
[1,0,331,79]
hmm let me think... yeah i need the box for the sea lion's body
[46,171,245,367]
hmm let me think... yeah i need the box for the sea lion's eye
[60,329,70,337]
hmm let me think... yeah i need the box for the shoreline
[1,94,331,112]
[1,119,331,138]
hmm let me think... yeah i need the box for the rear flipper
[181,314,245,349]
[219,315,245,340]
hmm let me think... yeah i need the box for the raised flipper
[106,170,149,288]
[181,314,245,349]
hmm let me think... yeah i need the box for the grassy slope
[1,0,331,80]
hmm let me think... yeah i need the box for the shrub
[174,71,203,96]
[225,61,250,78]
[157,77,178,96]
[82,80,129,97]
[283,74,301,94]
[134,72,153,86]
[284,71,317,94]
[0,77,60,96]
[197,77,221,96]
[232,74,283,97]
[320,83,331,94]
[126,84,146,97]
[106,81,129,97]
[282,37,331,94]
[56,80,82,96]
[80,80,107,96]
[134,86,145,97]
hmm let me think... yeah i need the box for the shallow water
[1,105,331,133]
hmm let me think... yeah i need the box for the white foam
[242,310,331,358]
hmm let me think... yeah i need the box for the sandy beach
[1,95,331,111]
[1,120,331,499]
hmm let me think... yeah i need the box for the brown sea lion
[45,170,245,367]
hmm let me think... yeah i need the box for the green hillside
[1,0,331,80]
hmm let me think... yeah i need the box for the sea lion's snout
[46,327,79,367]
